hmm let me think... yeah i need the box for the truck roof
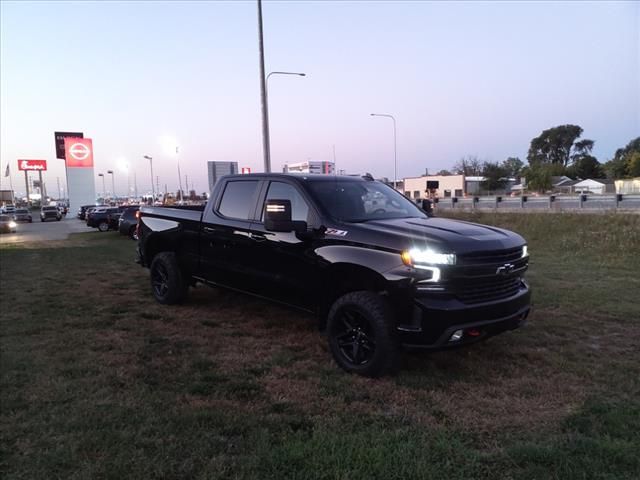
[221,173,372,183]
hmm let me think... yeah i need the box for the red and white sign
[18,159,47,171]
[241,167,251,174]
[64,137,94,168]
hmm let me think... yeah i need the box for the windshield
[308,179,426,222]
[43,207,57,211]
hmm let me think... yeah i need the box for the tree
[502,157,524,177]
[481,162,508,192]
[527,125,594,167]
[435,169,452,176]
[603,137,640,179]
[452,155,482,176]
[524,164,553,192]
[567,155,604,179]
[628,152,640,177]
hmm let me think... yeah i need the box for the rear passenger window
[218,181,260,220]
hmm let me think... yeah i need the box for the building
[615,178,640,194]
[402,174,465,200]
[207,161,238,193]
[283,161,335,175]
[573,178,616,195]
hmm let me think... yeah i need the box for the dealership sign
[241,167,251,174]
[54,131,84,159]
[18,159,48,171]
[64,137,94,167]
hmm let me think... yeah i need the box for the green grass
[1,214,639,479]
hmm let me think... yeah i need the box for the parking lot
[0,214,96,244]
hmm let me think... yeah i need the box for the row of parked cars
[0,204,68,233]
[78,204,139,239]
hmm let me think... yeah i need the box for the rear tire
[97,221,109,232]
[149,252,189,305]
[129,225,138,240]
[327,291,398,377]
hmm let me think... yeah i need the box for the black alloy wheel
[151,262,170,299]
[333,308,377,366]
[149,252,189,304]
[327,291,398,377]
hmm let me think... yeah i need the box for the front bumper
[397,284,531,349]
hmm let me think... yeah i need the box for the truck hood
[347,217,525,254]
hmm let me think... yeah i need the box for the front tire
[327,291,398,377]
[149,252,189,305]
[97,221,109,232]
[129,225,138,240]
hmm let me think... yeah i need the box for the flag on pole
[4,164,9,177]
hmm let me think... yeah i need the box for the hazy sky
[1,0,638,196]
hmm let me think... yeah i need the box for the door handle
[203,226,217,234]
[250,233,267,242]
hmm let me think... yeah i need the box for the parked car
[137,173,531,377]
[77,205,95,220]
[1,205,16,215]
[13,209,32,223]
[118,206,140,239]
[87,207,120,231]
[40,206,62,222]
[0,214,17,233]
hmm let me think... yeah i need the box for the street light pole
[257,0,270,173]
[98,173,106,201]
[143,155,154,202]
[370,113,398,190]
[176,146,183,203]
[107,170,115,201]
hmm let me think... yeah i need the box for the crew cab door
[247,180,320,309]
[199,179,263,291]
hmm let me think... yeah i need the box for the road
[0,215,96,244]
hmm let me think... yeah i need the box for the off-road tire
[327,291,398,377]
[149,252,189,305]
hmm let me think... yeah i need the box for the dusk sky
[1,0,638,196]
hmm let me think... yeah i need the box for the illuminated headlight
[8,221,17,228]
[521,245,528,258]
[402,248,456,267]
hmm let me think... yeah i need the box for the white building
[284,161,335,175]
[573,179,616,195]
[402,174,465,199]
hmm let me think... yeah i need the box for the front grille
[458,247,523,265]
[455,275,522,304]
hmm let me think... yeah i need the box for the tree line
[434,125,640,193]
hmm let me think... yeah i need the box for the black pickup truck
[137,174,531,377]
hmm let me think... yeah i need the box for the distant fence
[432,194,640,212]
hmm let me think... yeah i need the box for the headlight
[401,248,456,267]
[521,245,528,258]
[9,221,17,228]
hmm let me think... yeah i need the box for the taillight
[135,210,140,219]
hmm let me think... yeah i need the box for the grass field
[1,213,639,479]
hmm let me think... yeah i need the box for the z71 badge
[325,228,348,237]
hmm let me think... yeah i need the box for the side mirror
[421,199,434,217]
[264,199,294,232]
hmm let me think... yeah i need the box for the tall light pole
[143,155,154,201]
[176,146,183,203]
[98,173,106,201]
[107,170,115,200]
[370,113,398,190]
[257,0,270,173]
[266,71,306,169]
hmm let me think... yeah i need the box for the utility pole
[257,0,271,173]
[24,171,30,207]
[57,177,61,199]
[176,146,183,202]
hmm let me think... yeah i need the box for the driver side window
[262,182,310,222]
